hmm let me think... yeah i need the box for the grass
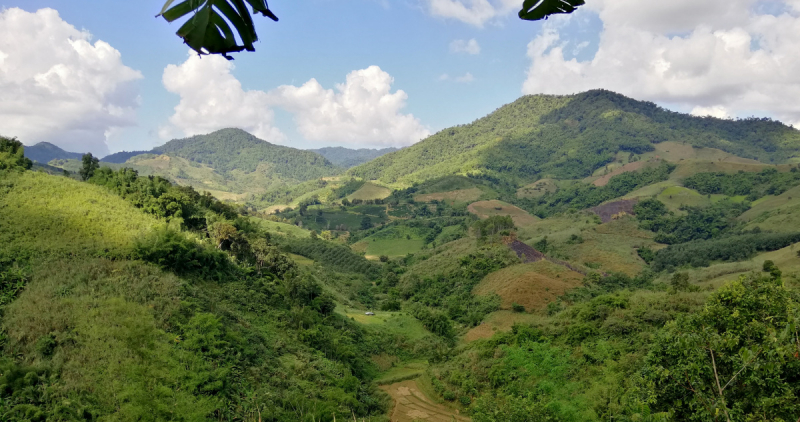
[287,253,315,266]
[362,239,426,259]
[250,217,311,238]
[656,186,711,212]
[463,310,542,342]
[400,238,477,284]
[344,310,430,341]
[414,187,483,204]
[468,200,540,227]
[375,360,428,385]
[516,179,558,199]
[0,171,158,260]
[739,185,800,232]
[348,182,391,201]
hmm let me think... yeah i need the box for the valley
[3,89,800,421]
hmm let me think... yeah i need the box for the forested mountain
[23,142,83,163]
[350,90,800,186]
[101,150,153,163]
[154,128,338,179]
[310,146,399,168]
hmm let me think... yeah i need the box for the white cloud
[0,8,142,155]
[272,66,430,148]
[450,38,481,54]
[523,1,800,127]
[439,73,451,81]
[455,72,475,83]
[162,57,429,148]
[425,0,518,27]
[161,52,285,143]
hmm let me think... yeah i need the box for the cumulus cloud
[455,72,475,83]
[450,38,481,54]
[272,66,430,148]
[0,8,142,155]
[161,53,285,143]
[425,0,518,27]
[162,56,429,148]
[523,0,800,126]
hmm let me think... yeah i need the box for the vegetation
[684,167,800,200]
[311,147,398,168]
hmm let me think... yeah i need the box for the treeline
[516,162,675,217]
[651,231,800,271]
[634,198,750,244]
[0,137,33,171]
[684,167,800,200]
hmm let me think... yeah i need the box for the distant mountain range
[24,142,83,164]
[309,146,398,168]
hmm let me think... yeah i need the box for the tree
[646,269,800,421]
[0,137,33,171]
[159,0,581,60]
[79,153,99,181]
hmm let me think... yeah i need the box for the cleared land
[380,379,470,422]
[516,179,558,198]
[589,198,639,223]
[468,200,539,227]
[414,187,483,204]
[592,161,647,187]
[463,311,541,342]
[348,182,391,201]
[474,261,584,311]
[645,141,762,164]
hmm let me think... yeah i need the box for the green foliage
[311,147,397,168]
[78,153,99,181]
[651,231,800,271]
[518,162,675,217]
[635,198,750,244]
[133,227,232,279]
[474,215,515,238]
[683,167,800,200]
[646,272,800,420]
[332,178,366,198]
[0,137,32,171]
[158,0,278,59]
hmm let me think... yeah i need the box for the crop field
[348,182,391,201]
[360,238,426,259]
[468,200,539,227]
[380,379,470,422]
[516,178,558,198]
[474,261,584,311]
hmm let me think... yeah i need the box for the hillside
[311,146,399,168]
[101,149,153,163]
[349,89,800,186]
[24,142,83,163]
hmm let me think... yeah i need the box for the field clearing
[592,161,647,186]
[380,379,470,422]
[468,200,539,227]
[348,182,391,201]
[740,184,800,222]
[250,217,310,238]
[401,238,477,283]
[657,186,710,211]
[358,238,426,259]
[516,179,558,198]
[669,161,769,180]
[463,311,542,342]
[474,261,584,311]
[623,180,681,199]
[345,311,429,341]
[518,213,598,243]
[375,360,428,385]
[414,187,483,203]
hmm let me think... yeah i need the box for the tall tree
[79,153,100,181]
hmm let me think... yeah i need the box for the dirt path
[380,379,470,422]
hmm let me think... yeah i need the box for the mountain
[153,128,338,179]
[349,89,800,186]
[101,150,153,163]
[310,146,399,168]
[24,142,83,163]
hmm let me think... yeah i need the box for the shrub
[133,227,231,279]
[512,303,526,313]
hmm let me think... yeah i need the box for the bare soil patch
[589,198,639,223]
[381,379,470,422]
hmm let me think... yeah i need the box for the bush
[512,303,526,313]
[133,227,231,279]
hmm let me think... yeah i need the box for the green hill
[154,128,339,178]
[349,90,800,186]
[24,142,83,164]
[310,147,399,168]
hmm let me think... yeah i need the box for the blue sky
[1,0,799,156]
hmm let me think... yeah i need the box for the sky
[1,0,799,156]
